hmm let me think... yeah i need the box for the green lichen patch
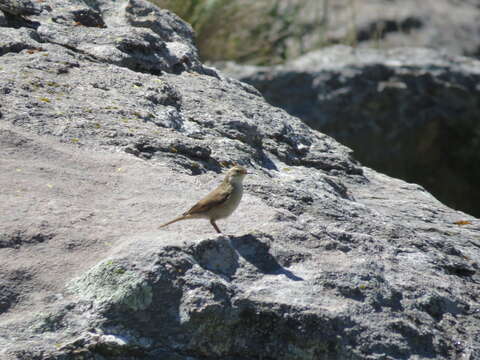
[31,311,67,334]
[69,259,152,311]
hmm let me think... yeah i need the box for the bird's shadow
[188,233,303,282]
[230,234,304,281]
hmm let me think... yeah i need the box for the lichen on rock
[69,259,152,312]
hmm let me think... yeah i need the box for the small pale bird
[159,165,248,233]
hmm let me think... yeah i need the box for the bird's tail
[158,215,187,229]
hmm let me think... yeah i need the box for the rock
[0,10,7,26]
[0,0,43,17]
[1,1,479,360]
[218,45,480,217]
[286,0,480,59]
[8,0,209,75]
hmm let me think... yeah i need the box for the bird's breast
[210,185,243,220]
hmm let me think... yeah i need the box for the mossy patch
[31,311,66,333]
[69,259,152,311]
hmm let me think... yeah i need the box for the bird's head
[226,165,248,184]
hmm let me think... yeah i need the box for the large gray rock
[219,45,480,218]
[0,0,207,74]
[1,1,479,360]
[285,0,480,59]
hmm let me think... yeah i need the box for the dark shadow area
[187,235,304,281]
[356,17,423,42]
[4,12,40,30]
[187,237,240,279]
[257,149,278,171]
[229,234,304,281]
[0,230,54,249]
[71,8,106,28]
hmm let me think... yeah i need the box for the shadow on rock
[188,234,303,281]
[230,234,304,281]
[187,237,240,279]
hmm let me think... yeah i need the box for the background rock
[1,1,480,360]
[219,45,480,218]
[283,0,480,59]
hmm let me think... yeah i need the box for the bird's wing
[184,184,232,215]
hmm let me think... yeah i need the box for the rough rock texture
[218,45,480,218]
[285,0,480,59]
[0,0,208,74]
[1,1,480,360]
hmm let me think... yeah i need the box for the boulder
[284,0,480,59]
[219,45,480,217]
[0,1,479,359]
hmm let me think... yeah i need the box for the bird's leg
[210,219,222,234]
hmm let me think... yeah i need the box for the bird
[159,165,248,233]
